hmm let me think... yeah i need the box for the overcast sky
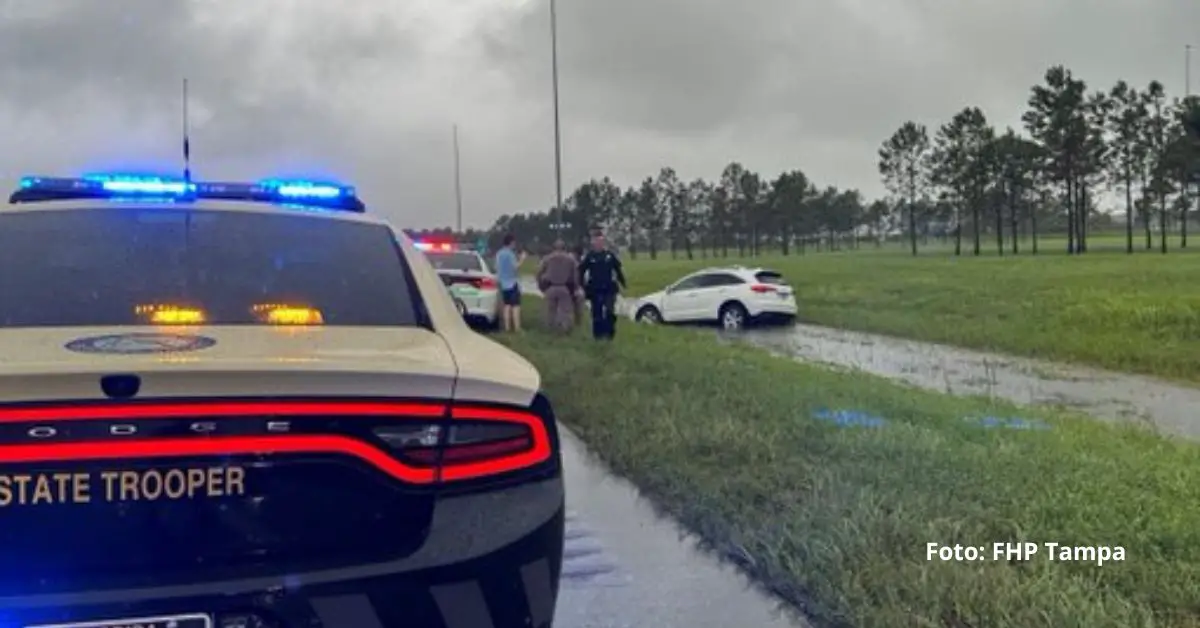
[1,0,1197,228]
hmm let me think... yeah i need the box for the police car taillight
[374,405,551,482]
[414,240,458,252]
[475,277,497,289]
[0,400,553,486]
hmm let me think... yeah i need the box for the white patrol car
[0,174,564,628]
[632,265,797,330]
[416,241,502,330]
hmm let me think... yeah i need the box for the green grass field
[611,233,1200,383]
[497,305,1200,628]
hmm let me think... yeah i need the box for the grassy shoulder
[613,240,1200,383]
[498,302,1200,628]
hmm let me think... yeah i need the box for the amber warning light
[135,304,206,325]
[251,303,324,325]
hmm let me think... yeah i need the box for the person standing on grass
[494,233,524,332]
[537,239,579,333]
[578,230,626,341]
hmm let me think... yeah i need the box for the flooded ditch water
[729,323,1200,440]
[521,277,1194,438]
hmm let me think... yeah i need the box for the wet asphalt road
[554,428,807,628]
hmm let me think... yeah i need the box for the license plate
[28,614,211,628]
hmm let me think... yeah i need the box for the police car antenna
[182,78,192,185]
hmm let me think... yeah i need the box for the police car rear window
[0,207,420,327]
[425,251,483,272]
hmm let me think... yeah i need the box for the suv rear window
[425,251,483,272]
[0,207,419,327]
[755,271,787,285]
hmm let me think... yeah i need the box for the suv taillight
[750,284,776,293]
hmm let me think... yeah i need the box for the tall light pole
[453,124,463,233]
[1188,45,1196,235]
[550,0,565,233]
[1187,44,1192,98]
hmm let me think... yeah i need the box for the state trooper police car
[0,174,564,628]
[415,241,502,331]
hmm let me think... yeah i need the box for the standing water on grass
[725,323,1200,440]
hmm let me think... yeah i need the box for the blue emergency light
[10,174,365,212]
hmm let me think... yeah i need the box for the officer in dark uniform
[578,231,627,340]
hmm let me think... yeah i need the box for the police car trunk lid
[0,325,455,596]
[0,325,457,401]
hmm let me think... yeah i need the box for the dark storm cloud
[2,0,1196,225]
[489,0,1200,140]
[481,0,1199,198]
[483,0,787,134]
[0,0,418,162]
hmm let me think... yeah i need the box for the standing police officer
[578,231,627,340]
[537,239,579,332]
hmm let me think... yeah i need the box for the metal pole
[1189,46,1196,232]
[453,124,463,233]
[181,78,191,184]
[550,0,564,232]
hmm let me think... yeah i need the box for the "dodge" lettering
[22,421,291,439]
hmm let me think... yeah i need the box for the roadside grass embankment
[613,239,1200,384]
[498,304,1200,628]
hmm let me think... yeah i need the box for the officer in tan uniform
[537,239,579,332]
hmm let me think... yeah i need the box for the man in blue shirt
[494,233,524,332]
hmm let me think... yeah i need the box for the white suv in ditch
[631,266,797,330]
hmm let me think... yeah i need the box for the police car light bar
[9,175,366,212]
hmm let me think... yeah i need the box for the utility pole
[1187,44,1192,98]
[550,0,564,232]
[453,124,463,233]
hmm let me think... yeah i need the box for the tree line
[413,65,1200,258]
[882,65,1200,256]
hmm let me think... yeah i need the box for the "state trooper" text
[0,466,246,506]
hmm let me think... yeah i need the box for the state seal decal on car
[64,332,217,354]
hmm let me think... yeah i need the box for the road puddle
[555,428,808,628]
[730,323,1200,439]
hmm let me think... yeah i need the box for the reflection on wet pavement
[560,511,628,588]
[555,429,807,628]
[731,323,1200,439]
